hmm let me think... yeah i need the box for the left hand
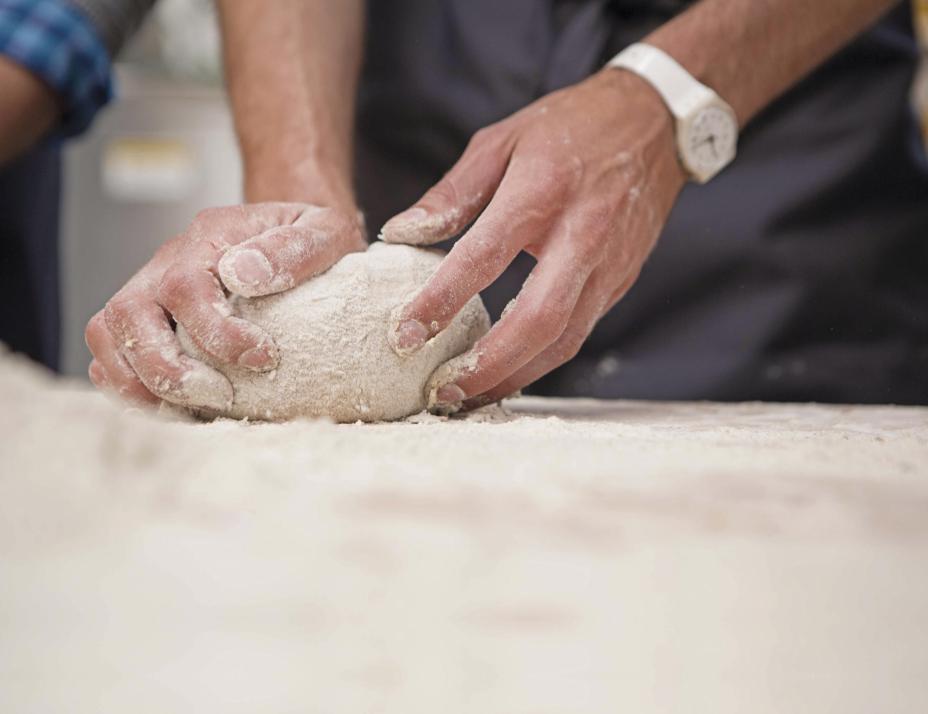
[85,202,364,410]
[380,69,687,412]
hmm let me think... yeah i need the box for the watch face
[684,104,738,181]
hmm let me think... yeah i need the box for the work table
[1,349,926,713]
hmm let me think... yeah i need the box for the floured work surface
[1,349,927,713]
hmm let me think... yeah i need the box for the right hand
[85,202,366,410]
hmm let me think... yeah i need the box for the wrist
[243,153,355,210]
[642,2,763,126]
[588,68,687,189]
[644,26,713,93]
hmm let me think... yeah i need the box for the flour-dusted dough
[178,243,490,422]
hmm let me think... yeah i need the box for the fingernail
[223,249,273,291]
[380,207,431,244]
[238,342,279,371]
[434,383,466,406]
[391,318,430,355]
[388,207,428,227]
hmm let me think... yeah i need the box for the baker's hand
[380,70,686,412]
[86,202,365,409]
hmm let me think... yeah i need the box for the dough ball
[178,242,490,422]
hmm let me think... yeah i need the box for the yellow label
[102,137,197,202]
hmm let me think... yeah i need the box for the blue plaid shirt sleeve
[0,0,113,138]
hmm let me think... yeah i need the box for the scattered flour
[1,349,928,713]
[179,243,489,422]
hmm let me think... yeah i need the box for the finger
[218,206,365,297]
[88,359,107,389]
[388,168,558,356]
[469,267,637,407]
[85,311,160,406]
[185,203,308,250]
[426,247,593,413]
[104,295,233,412]
[88,358,160,410]
[379,127,512,246]
[159,241,278,371]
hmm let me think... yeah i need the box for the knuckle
[192,206,228,226]
[410,280,449,320]
[210,323,255,360]
[581,197,617,230]
[157,267,194,308]
[624,264,643,286]
[345,223,368,251]
[551,327,587,364]
[468,126,496,150]
[566,235,606,267]
[456,235,502,281]
[522,300,570,342]
[88,360,104,385]
[558,158,586,189]
[530,164,574,201]
[268,201,302,213]
[610,266,641,303]
[529,167,559,196]
[135,358,183,397]
[84,312,107,349]
[103,296,132,332]
[327,206,362,235]
[467,123,513,158]
[428,177,462,208]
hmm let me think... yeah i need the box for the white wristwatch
[608,43,738,184]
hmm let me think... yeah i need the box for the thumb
[218,207,365,298]
[379,127,511,246]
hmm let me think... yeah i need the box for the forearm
[217,0,364,207]
[645,0,898,125]
[0,57,59,166]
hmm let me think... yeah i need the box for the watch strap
[607,43,715,120]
